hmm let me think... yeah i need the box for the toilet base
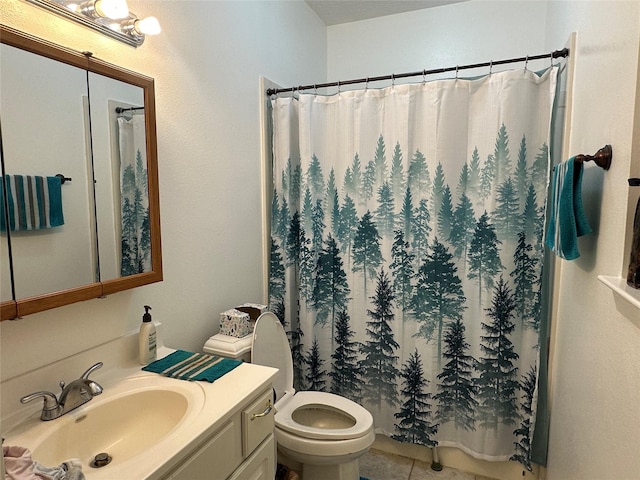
[277,445,362,480]
[302,459,359,480]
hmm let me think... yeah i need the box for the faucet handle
[20,391,63,421]
[20,391,59,411]
[81,362,103,380]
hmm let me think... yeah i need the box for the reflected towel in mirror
[0,175,64,232]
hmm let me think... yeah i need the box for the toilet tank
[203,333,252,362]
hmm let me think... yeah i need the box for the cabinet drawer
[242,389,274,457]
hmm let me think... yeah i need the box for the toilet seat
[275,390,373,440]
[252,313,374,441]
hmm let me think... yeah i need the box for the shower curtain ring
[391,73,395,86]
[455,65,459,79]
[550,52,554,67]
[314,84,317,96]
[524,55,529,71]
[489,60,493,75]
[337,80,341,94]
[422,69,427,83]
[365,77,369,90]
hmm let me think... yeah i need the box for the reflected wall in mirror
[1,42,98,300]
[0,25,162,320]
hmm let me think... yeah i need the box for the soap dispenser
[139,305,157,365]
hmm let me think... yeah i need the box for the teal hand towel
[0,175,64,232]
[142,350,242,382]
[545,157,592,260]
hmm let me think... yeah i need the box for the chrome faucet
[20,362,104,421]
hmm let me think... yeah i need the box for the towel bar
[55,174,72,184]
[574,144,612,170]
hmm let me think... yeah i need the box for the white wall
[327,1,640,480]
[327,0,548,82]
[543,2,640,480]
[0,0,326,383]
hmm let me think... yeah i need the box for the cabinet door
[242,388,274,457]
[163,414,242,480]
[228,434,275,480]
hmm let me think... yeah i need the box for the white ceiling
[304,0,468,26]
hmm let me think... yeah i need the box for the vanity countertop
[3,347,278,480]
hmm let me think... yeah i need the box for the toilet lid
[252,312,294,401]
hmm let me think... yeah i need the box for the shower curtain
[269,67,558,467]
[118,115,151,276]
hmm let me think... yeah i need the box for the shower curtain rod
[115,106,144,114]
[266,48,569,96]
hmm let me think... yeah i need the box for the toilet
[205,311,375,480]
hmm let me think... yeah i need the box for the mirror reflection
[0,154,15,306]
[0,43,98,299]
[0,26,162,320]
[87,72,150,282]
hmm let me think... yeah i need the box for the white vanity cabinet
[161,386,275,480]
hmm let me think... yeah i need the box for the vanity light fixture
[26,0,161,47]
[78,0,129,20]
[121,16,162,36]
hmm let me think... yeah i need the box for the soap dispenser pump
[139,305,157,365]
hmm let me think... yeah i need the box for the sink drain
[90,452,112,468]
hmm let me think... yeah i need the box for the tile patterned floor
[359,448,498,480]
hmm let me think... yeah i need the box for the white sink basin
[5,374,206,477]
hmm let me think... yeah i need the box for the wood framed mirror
[0,25,162,320]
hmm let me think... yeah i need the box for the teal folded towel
[0,175,64,232]
[545,157,592,260]
[142,350,242,382]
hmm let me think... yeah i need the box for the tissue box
[237,303,268,316]
[219,303,267,337]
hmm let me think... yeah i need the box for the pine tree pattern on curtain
[269,67,558,468]
[118,115,151,276]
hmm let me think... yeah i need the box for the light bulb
[134,16,161,35]
[94,0,129,19]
